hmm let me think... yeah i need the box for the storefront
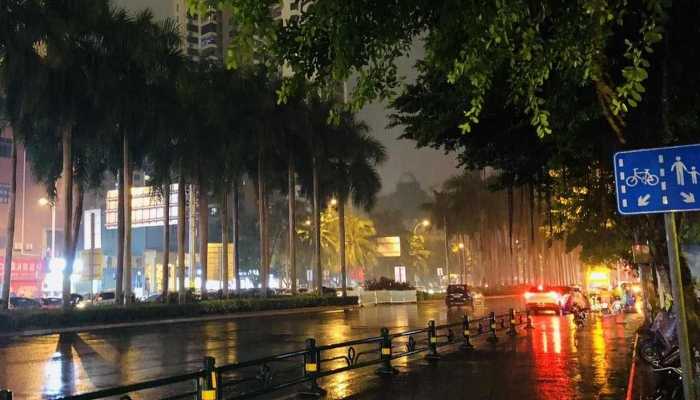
[0,256,46,298]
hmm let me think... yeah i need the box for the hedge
[0,295,358,332]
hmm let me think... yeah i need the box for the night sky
[113,0,460,195]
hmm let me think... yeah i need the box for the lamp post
[412,219,430,235]
[38,198,55,260]
[458,242,465,284]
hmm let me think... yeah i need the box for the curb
[625,333,639,400]
[0,305,358,338]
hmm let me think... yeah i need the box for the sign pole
[663,212,696,400]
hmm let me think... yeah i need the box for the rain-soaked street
[0,296,642,399]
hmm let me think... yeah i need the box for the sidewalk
[311,312,643,400]
[0,304,358,338]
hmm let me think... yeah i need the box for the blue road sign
[614,144,700,215]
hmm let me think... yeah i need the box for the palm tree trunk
[312,156,322,293]
[1,140,18,310]
[338,197,347,297]
[162,183,170,302]
[288,153,297,294]
[198,176,208,298]
[123,134,132,304]
[221,191,229,297]
[62,126,74,309]
[177,174,186,303]
[257,147,269,294]
[443,215,449,284]
[116,170,124,303]
[232,178,240,291]
[70,182,84,265]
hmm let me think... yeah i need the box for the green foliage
[0,295,358,332]
[298,208,379,273]
[197,0,670,137]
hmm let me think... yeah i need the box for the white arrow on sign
[638,194,651,207]
[681,192,696,204]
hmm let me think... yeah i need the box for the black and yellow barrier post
[300,338,327,397]
[487,312,498,344]
[526,310,535,329]
[425,320,440,361]
[460,314,474,351]
[0,389,12,400]
[200,357,217,400]
[507,308,518,336]
[376,327,398,375]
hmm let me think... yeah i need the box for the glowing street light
[38,197,56,259]
[329,198,338,207]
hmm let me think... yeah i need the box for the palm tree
[322,112,386,296]
[0,139,17,309]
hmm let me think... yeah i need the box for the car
[94,291,116,305]
[145,294,163,303]
[524,285,561,314]
[445,284,474,307]
[40,297,63,309]
[9,297,42,310]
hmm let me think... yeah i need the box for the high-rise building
[113,0,233,63]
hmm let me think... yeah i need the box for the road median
[0,295,357,337]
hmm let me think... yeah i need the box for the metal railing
[0,308,535,400]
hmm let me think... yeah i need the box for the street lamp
[39,197,56,260]
[329,198,338,207]
[412,219,431,235]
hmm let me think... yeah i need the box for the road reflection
[0,297,526,399]
[526,312,638,398]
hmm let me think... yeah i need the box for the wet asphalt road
[1,297,643,400]
[0,297,521,399]
[338,312,643,400]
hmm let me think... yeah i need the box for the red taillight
[524,292,534,300]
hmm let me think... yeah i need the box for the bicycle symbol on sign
[625,168,660,187]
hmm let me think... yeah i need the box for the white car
[524,286,561,314]
[94,291,116,305]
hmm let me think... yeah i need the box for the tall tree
[1,140,17,309]
[323,112,386,295]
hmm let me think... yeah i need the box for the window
[201,22,217,35]
[0,138,11,158]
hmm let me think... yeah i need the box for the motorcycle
[651,347,683,400]
[639,309,678,365]
[571,304,586,328]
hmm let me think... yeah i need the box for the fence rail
[0,308,535,400]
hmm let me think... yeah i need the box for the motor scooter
[639,309,678,365]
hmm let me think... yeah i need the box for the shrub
[0,295,358,332]
[364,277,415,291]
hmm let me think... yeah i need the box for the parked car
[524,286,561,314]
[94,291,116,305]
[145,294,163,303]
[445,284,474,307]
[40,297,63,309]
[9,297,41,310]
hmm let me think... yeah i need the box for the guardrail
[0,308,535,400]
